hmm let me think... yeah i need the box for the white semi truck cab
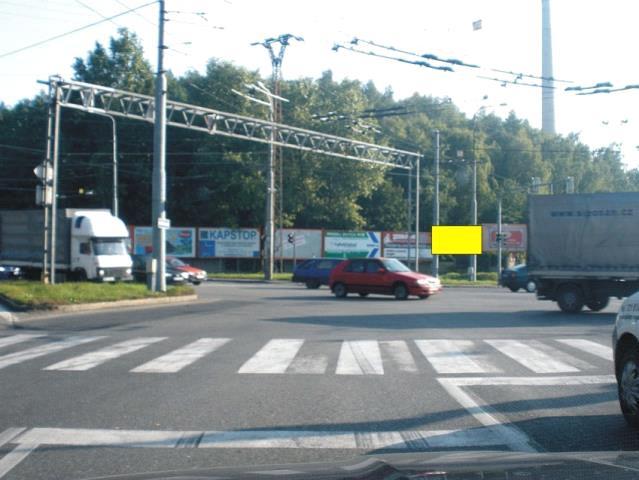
[68,211,133,281]
[0,209,133,282]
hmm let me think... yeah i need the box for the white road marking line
[447,374,616,387]
[287,354,328,374]
[0,428,26,448]
[437,375,616,454]
[0,336,104,370]
[415,340,500,374]
[14,427,504,450]
[238,339,304,374]
[485,339,580,373]
[336,341,384,375]
[44,337,166,371]
[556,339,613,361]
[131,338,231,373]
[0,334,44,350]
[438,378,538,453]
[0,443,38,479]
[380,340,418,373]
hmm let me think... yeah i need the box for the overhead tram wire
[74,0,122,27]
[0,0,156,59]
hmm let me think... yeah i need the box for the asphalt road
[0,282,631,479]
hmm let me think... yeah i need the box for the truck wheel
[393,283,409,300]
[358,292,369,297]
[333,283,347,298]
[305,280,320,289]
[586,296,609,312]
[618,345,639,427]
[525,281,537,293]
[74,269,87,282]
[557,284,584,313]
[509,286,519,293]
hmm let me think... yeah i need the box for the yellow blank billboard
[432,226,482,254]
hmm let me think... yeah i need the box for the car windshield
[91,238,128,256]
[381,258,412,272]
[168,257,187,267]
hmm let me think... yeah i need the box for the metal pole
[42,81,54,284]
[497,197,503,286]
[407,168,412,265]
[414,156,420,272]
[110,115,118,217]
[264,97,275,280]
[152,0,167,292]
[432,130,440,278]
[471,124,478,282]
[50,83,61,285]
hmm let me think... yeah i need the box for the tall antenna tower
[541,0,556,134]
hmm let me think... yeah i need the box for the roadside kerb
[0,294,198,327]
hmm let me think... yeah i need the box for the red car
[329,258,442,300]
[166,256,207,285]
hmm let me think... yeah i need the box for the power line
[0,0,155,60]
[74,0,121,27]
[112,0,156,26]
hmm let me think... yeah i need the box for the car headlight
[126,268,132,275]
[181,272,190,279]
[98,269,105,276]
[416,278,428,285]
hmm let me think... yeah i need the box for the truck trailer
[0,209,133,282]
[528,192,639,313]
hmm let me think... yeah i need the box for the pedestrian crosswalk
[0,333,614,376]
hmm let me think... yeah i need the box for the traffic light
[287,233,295,244]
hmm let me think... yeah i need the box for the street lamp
[470,101,507,281]
[89,110,118,217]
[232,82,289,280]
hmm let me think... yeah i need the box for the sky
[1,0,637,167]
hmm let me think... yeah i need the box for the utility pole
[432,130,440,278]
[470,124,478,282]
[232,82,288,280]
[497,197,502,285]
[414,156,420,272]
[152,0,167,292]
[41,80,54,284]
[407,169,412,265]
[50,82,61,285]
[251,34,303,273]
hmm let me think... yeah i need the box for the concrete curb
[0,294,198,326]
[207,278,290,284]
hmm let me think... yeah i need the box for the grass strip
[0,281,194,309]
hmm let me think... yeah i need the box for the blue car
[292,258,343,289]
[500,264,536,293]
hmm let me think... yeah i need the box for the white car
[613,291,639,426]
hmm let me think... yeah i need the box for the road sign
[157,218,171,230]
[35,185,52,205]
[33,162,53,182]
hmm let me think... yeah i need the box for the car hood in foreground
[83,450,639,480]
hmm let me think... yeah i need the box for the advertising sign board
[199,228,260,258]
[274,229,322,259]
[324,231,381,258]
[482,223,527,252]
[133,227,196,257]
[382,231,432,260]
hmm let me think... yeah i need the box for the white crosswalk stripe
[0,333,616,376]
[336,341,384,375]
[380,340,418,373]
[44,337,166,371]
[485,339,582,373]
[555,338,613,361]
[415,340,501,374]
[0,336,104,370]
[238,339,304,374]
[131,338,231,373]
[0,334,44,350]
